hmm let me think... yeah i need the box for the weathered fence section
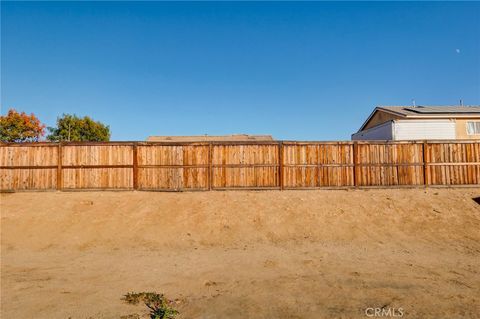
[211,143,279,189]
[61,143,134,189]
[355,142,425,186]
[424,141,480,185]
[1,140,479,191]
[0,144,58,190]
[137,144,209,190]
[282,142,354,188]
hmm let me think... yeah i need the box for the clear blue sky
[1,1,479,141]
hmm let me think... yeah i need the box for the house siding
[393,120,455,140]
[455,119,480,139]
[352,121,393,140]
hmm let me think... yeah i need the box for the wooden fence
[1,140,479,191]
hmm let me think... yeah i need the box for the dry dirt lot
[1,188,480,319]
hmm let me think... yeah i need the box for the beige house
[352,106,480,140]
[147,134,274,142]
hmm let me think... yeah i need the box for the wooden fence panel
[355,143,424,186]
[62,168,133,189]
[137,144,209,190]
[1,141,480,191]
[1,168,57,190]
[425,142,480,185]
[62,145,133,166]
[61,145,133,189]
[0,145,58,190]
[282,143,354,188]
[211,144,279,188]
[0,145,58,166]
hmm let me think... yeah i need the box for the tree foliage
[47,114,110,142]
[0,109,46,142]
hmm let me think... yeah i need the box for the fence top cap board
[146,134,274,142]
[1,139,480,147]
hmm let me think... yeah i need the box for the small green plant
[123,292,178,319]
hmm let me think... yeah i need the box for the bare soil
[1,189,480,318]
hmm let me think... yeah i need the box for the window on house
[466,121,480,135]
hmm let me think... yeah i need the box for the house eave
[357,107,406,132]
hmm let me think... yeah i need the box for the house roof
[359,105,480,131]
[146,134,274,142]
[378,106,480,116]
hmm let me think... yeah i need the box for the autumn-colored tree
[0,109,46,142]
[47,114,110,142]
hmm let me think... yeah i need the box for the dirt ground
[1,188,480,319]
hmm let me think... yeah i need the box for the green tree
[47,114,110,142]
[0,109,46,142]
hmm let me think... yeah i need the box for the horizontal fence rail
[1,140,479,191]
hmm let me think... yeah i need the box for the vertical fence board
[133,144,138,190]
[57,144,63,190]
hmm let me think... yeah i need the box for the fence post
[133,143,138,190]
[56,142,62,191]
[423,141,428,187]
[353,142,358,187]
[208,142,212,190]
[278,141,283,190]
